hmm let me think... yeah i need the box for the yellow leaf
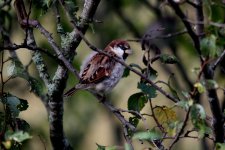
[194,82,205,93]
[153,106,179,136]
[154,106,177,124]
[2,140,12,149]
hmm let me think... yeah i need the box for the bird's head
[105,39,132,60]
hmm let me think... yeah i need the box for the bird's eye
[118,44,128,50]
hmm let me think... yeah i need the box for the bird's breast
[95,63,125,93]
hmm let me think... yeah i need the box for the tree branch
[46,0,101,149]
[0,44,57,60]
[167,0,204,62]
[127,29,187,42]
[195,0,204,39]
[193,0,224,144]
[203,64,224,143]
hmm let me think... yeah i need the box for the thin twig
[0,44,57,60]
[168,108,190,150]
[212,49,225,70]
[186,0,199,8]
[185,19,225,28]
[183,130,215,141]
[149,100,164,132]
[127,29,187,42]
[0,51,4,94]
[117,108,149,130]
[25,58,33,70]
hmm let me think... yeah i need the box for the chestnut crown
[105,39,132,60]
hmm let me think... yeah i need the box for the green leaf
[167,121,183,137]
[96,143,118,150]
[2,140,12,149]
[216,143,225,150]
[181,91,191,100]
[133,129,162,141]
[191,104,206,120]
[129,117,139,127]
[28,77,43,96]
[175,99,193,110]
[142,66,158,80]
[210,4,225,22]
[33,0,52,16]
[200,34,217,58]
[5,131,32,143]
[148,66,158,80]
[204,79,218,90]
[128,92,147,112]
[96,143,106,150]
[7,60,43,96]
[160,54,178,64]
[198,123,212,138]
[6,96,21,117]
[168,75,179,100]
[130,63,143,71]
[17,99,28,111]
[124,143,132,150]
[137,82,157,99]
[65,0,79,16]
[122,67,130,78]
[5,95,29,117]
[194,82,205,93]
[191,104,212,137]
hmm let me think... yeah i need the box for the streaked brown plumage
[64,39,132,97]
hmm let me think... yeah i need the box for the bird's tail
[63,87,77,97]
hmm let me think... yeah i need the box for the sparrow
[64,39,132,97]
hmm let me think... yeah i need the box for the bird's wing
[80,53,116,84]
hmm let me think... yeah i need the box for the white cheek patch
[111,47,124,58]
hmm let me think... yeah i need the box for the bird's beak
[125,49,133,55]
